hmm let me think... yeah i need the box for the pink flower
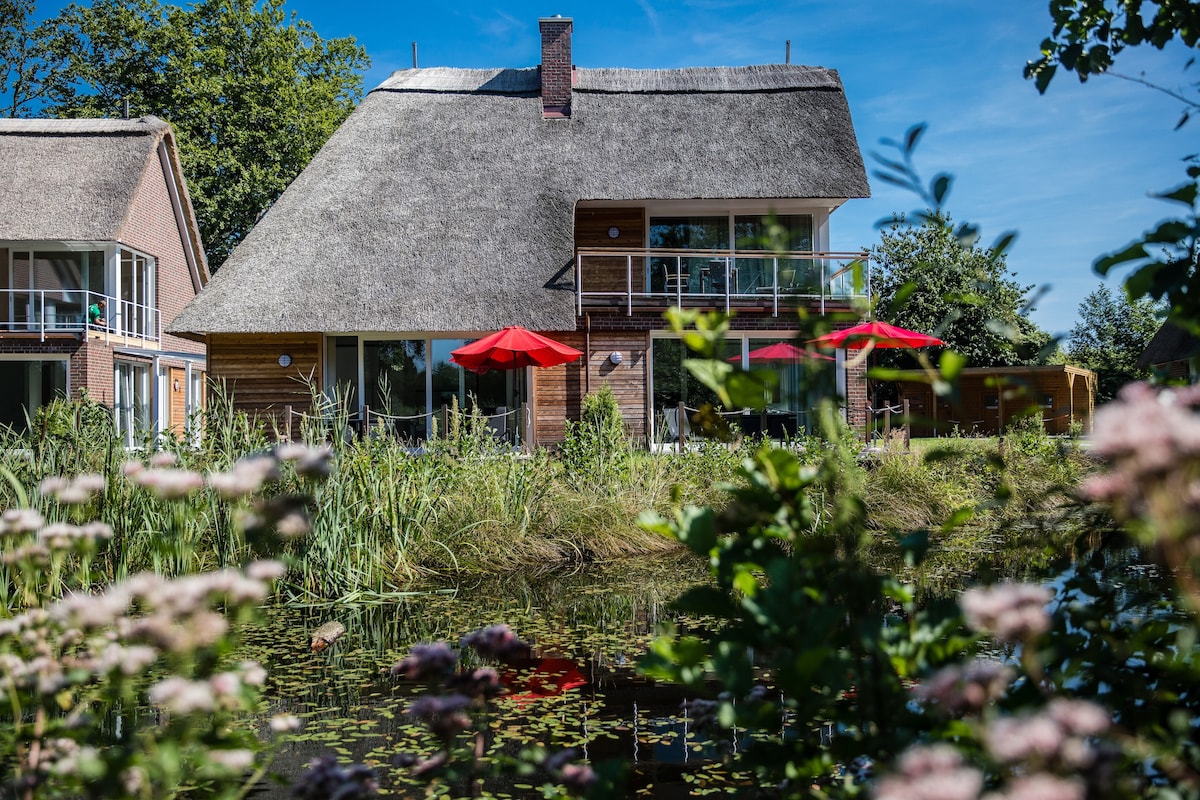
[960,583,1053,642]
[874,744,984,800]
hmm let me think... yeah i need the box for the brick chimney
[539,16,573,118]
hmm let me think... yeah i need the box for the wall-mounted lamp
[172,379,180,392]
[278,354,292,368]
[608,351,623,365]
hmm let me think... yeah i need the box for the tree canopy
[870,212,1054,369]
[1026,0,1200,333]
[2,0,369,267]
[1067,283,1163,401]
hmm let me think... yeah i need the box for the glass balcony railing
[575,249,869,316]
[0,289,160,342]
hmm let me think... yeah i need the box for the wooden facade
[894,365,1097,437]
[534,328,649,445]
[574,208,647,294]
[207,333,322,438]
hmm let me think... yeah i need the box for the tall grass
[0,389,1095,605]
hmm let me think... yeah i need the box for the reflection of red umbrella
[727,342,835,363]
[500,657,588,706]
[808,321,944,349]
[450,326,583,371]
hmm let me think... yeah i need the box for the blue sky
[39,0,1194,337]
[281,0,1193,338]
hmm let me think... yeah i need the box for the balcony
[575,249,870,316]
[0,290,160,344]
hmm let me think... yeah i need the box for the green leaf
[684,358,734,397]
[725,370,778,410]
[938,349,966,382]
[1153,181,1199,207]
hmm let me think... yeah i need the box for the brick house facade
[0,117,208,442]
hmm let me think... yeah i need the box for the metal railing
[575,248,870,316]
[0,290,160,342]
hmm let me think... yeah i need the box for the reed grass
[0,389,1096,604]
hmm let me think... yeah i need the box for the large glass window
[119,249,155,338]
[652,334,836,440]
[0,359,68,433]
[114,360,150,448]
[648,217,728,293]
[734,215,814,293]
[330,336,528,442]
[646,213,814,295]
[3,250,105,331]
[364,340,427,440]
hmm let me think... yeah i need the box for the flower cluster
[292,755,377,800]
[0,553,287,797]
[985,699,1110,771]
[124,463,206,499]
[545,749,598,794]
[460,623,531,661]
[1081,382,1200,535]
[913,660,1015,716]
[208,455,280,499]
[391,641,459,681]
[960,582,1053,643]
[38,474,106,505]
[874,699,1112,800]
[874,744,984,800]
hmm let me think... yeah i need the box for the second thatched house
[169,17,871,444]
[0,117,208,443]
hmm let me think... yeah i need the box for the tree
[870,212,1055,368]
[0,0,71,117]
[42,0,369,267]
[1026,0,1200,333]
[1067,284,1163,401]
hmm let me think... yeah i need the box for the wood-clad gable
[208,333,322,437]
[575,207,646,294]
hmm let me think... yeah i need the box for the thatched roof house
[1137,321,1200,381]
[0,116,207,289]
[170,63,866,335]
[171,17,873,446]
[0,116,208,440]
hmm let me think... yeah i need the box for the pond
[244,552,741,798]
[243,545,1182,798]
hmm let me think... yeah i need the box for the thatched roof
[170,64,868,336]
[0,116,209,287]
[1137,321,1200,369]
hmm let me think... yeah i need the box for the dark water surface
[243,552,741,798]
[243,545,1183,798]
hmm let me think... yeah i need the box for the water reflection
[246,543,1185,798]
[244,552,734,797]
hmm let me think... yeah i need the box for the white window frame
[114,360,151,449]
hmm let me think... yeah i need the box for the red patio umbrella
[807,320,944,350]
[450,326,583,372]
[728,341,835,363]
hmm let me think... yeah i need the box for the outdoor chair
[662,406,691,443]
[663,264,689,294]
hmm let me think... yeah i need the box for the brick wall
[539,17,573,117]
[119,140,205,358]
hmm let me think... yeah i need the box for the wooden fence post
[283,405,292,441]
[440,404,449,440]
[677,401,686,454]
[521,401,533,453]
[903,399,911,451]
[883,405,892,449]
